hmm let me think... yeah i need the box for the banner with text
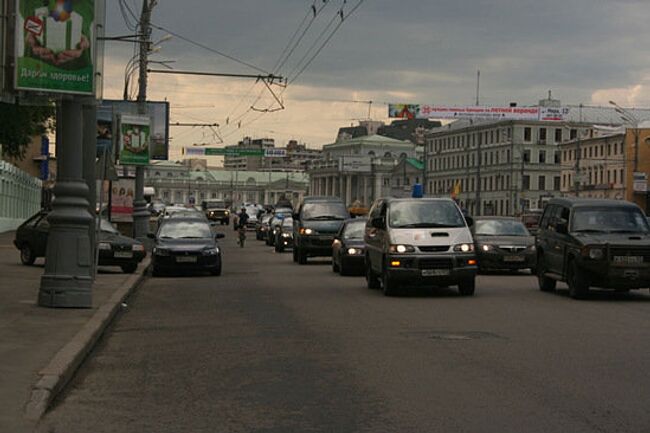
[15,0,97,94]
[118,115,150,166]
[388,104,570,122]
[184,147,265,157]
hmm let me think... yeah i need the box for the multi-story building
[222,137,322,172]
[223,137,275,171]
[390,158,424,198]
[559,130,627,200]
[425,119,596,216]
[146,160,308,207]
[622,126,650,212]
[307,134,419,207]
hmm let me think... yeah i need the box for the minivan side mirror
[371,216,385,229]
[464,216,474,227]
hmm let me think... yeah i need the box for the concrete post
[363,176,368,207]
[39,99,94,308]
[82,101,97,276]
[346,174,352,206]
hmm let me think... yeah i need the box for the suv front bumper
[297,235,335,257]
[385,253,477,286]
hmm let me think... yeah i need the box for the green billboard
[15,0,96,94]
[118,115,150,166]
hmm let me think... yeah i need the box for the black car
[256,214,273,240]
[14,211,146,273]
[293,196,350,264]
[150,218,224,276]
[266,212,292,246]
[274,217,294,252]
[332,218,367,275]
[472,217,536,273]
[536,198,650,299]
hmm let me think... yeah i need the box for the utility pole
[475,133,482,216]
[575,104,583,196]
[475,70,480,106]
[132,0,156,241]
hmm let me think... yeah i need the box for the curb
[24,258,151,421]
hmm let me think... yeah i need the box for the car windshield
[262,215,272,223]
[571,207,650,233]
[389,201,466,228]
[302,203,348,220]
[475,219,530,236]
[99,219,120,234]
[158,221,212,239]
[281,218,293,228]
[343,221,366,239]
[204,201,226,209]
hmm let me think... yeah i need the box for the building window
[555,128,562,143]
[523,150,531,163]
[524,127,532,142]
[554,176,561,190]
[539,128,547,142]
[570,129,577,140]
[538,175,546,190]
[539,150,546,164]
[523,175,530,190]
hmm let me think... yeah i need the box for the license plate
[114,251,133,258]
[503,255,525,262]
[422,269,450,276]
[613,256,643,265]
[176,256,197,263]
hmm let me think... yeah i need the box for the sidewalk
[0,231,149,433]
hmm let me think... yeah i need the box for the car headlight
[347,247,363,255]
[453,243,475,253]
[389,244,415,253]
[479,244,493,252]
[203,247,219,256]
[584,246,604,260]
[132,244,145,252]
[153,247,170,256]
[98,242,112,251]
[527,244,536,251]
[300,227,315,235]
[224,210,230,215]
[282,232,291,238]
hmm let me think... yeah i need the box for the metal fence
[0,161,42,232]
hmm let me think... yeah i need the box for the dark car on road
[274,217,294,252]
[293,196,350,264]
[472,217,536,273]
[14,211,146,273]
[332,218,367,275]
[150,218,224,276]
[536,198,650,299]
[256,213,272,240]
[202,200,230,225]
[266,210,292,246]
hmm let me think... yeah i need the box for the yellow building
[624,127,650,212]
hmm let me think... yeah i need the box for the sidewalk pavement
[0,231,150,433]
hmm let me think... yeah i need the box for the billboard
[14,0,98,94]
[264,148,287,158]
[118,115,150,166]
[389,103,570,122]
[339,156,371,173]
[184,147,264,157]
[97,100,169,160]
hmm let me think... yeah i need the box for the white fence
[0,161,42,233]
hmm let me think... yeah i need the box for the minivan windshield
[474,219,530,236]
[302,202,348,220]
[343,220,366,239]
[571,207,650,233]
[389,201,466,228]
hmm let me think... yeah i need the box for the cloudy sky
[104,0,650,159]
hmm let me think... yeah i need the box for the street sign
[264,148,287,158]
[633,172,647,193]
[184,147,265,157]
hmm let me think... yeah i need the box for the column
[375,174,382,201]
[346,174,353,206]
[39,99,94,308]
[363,176,369,207]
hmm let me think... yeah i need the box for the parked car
[472,217,536,273]
[293,196,350,264]
[149,218,224,276]
[202,200,230,225]
[14,211,146,273]
[274,217,294,252]
[364,198,477,296]
[256,214,273,240]
[332,218,367,275]
[536,198,650,299]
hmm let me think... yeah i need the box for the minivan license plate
[503,255,525,262]
[176,256,197,263]
[114,251,132,258]
[613,256,643,265]
[422,269,450,276]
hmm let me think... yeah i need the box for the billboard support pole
[39,98,94,308]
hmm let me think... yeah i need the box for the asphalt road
[39,229,650,433]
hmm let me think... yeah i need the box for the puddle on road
[400,331,506,341]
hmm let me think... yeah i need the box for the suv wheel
[20,244,36,266]
[298,249,307,265]
[537,254,557,292]
[292,248,298,262]
[458,278,475,296]
[365,257,380,289]
[382,271,399,296]
[567,260,589,299]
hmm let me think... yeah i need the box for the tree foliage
[0,102,55,160]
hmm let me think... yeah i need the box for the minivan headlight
[454,243,475,252]
[300,227,315,235]
[389,244,415,253]
[583,246,604,260]
[479,244,493,252]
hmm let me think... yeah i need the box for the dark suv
[202,200,230,225]
[293,196,349,264]
[536,198,650,299]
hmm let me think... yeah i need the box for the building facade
[390,158,424,198]
[222,137,322,172]
[425,119,596,216]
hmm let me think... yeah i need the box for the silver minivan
[364,198,478,296]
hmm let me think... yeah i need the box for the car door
[33,214,51,256]
[364,200,384,272]
[545,206,569,274]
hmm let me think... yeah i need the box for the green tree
[0,102,55,160]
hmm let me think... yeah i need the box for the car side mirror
[371,216,385,229]
[147,233,156,239]
[465,216,474,227]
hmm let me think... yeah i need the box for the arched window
[400,152,407,160]
[154,171,161,177]
[167,172,173,177]
[384,152,392,158]
[368,151,375,157]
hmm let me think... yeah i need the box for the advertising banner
[388,103,570,122]
[15,0,96,94]
[264,148,287,158]
[97,100,169,160]
[118,115,150,166]
[184,147,265,157]
[339,156,372,173]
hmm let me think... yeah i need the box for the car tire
[211,260,222,276]
[332,255,340,273]
[537,254,557,292]
[458,278,476,296]
[382,271,399,296]
[292,248,298,262]
[298,249,307,265]
[366,259,380,289]
[121,263,137,274]
[20,244,36,266]
[567,260,589,299]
